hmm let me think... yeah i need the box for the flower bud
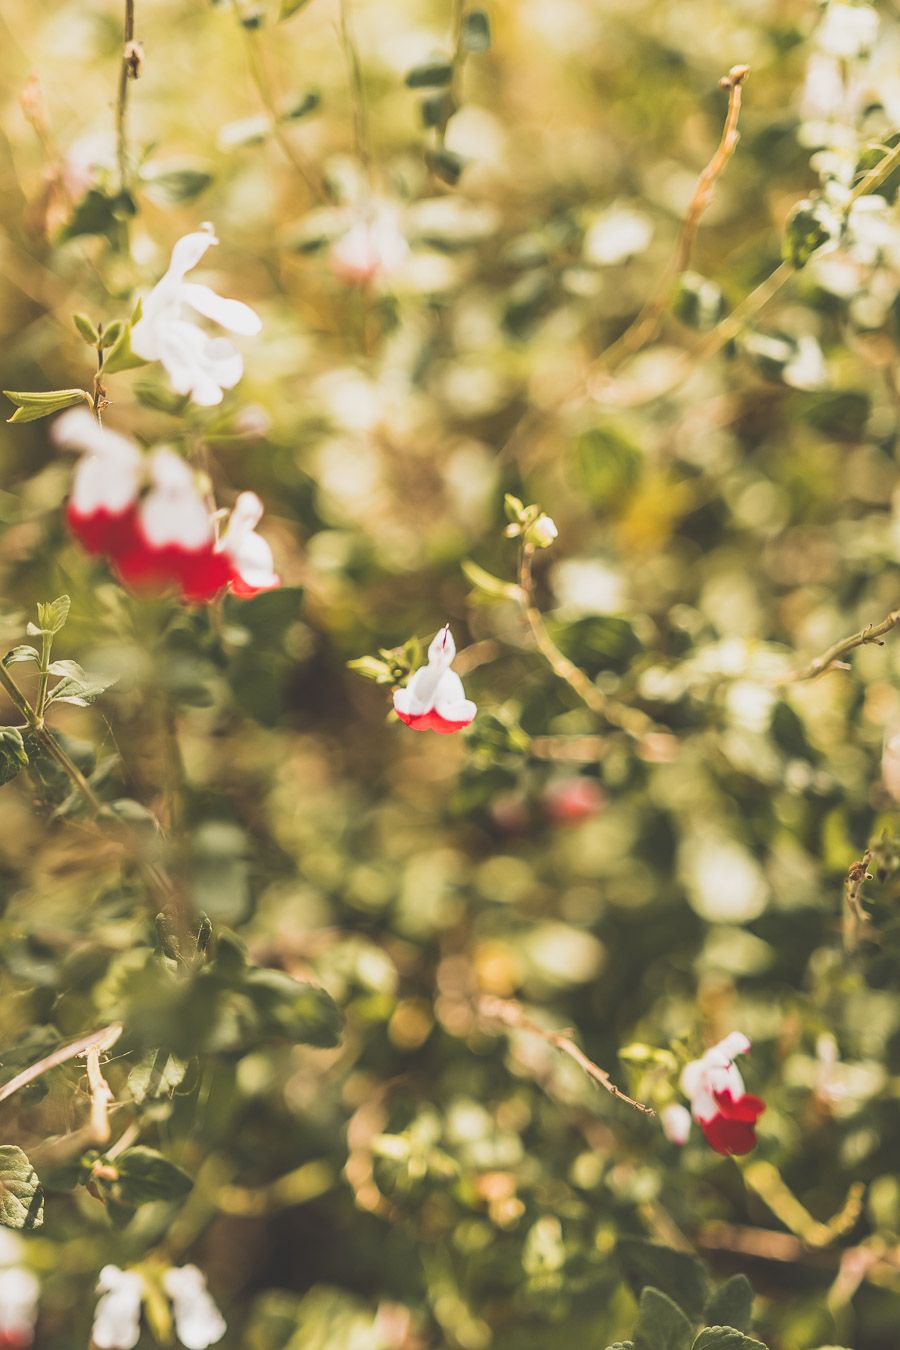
[525,513,558,549]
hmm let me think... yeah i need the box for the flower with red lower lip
[0,1233,39,1349]
[392,626,476,734]
[52,408,142,557]
[216,491,281,598]
[679,1031,765,1156]
[113,448,231,602]
[541,778,606,824]
[330,201,410,288]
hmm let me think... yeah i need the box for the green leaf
[406,61,453,89]
[279,0,313,16]
[421,92,455,129]
[2,646,40,667]
[461,559,522,601]
[0,728,29,787]
[634,1288,693,1350]
[425,147,464,186]
[114,1147,193,1204]
[99,320,126,350]
[127,1050,189,1104]
[102,321,149,376]
[691,1332,768,1350]
[36,595,71,636]
[575,423,643,511]
[245,969,344,1048]
[704,1276,754,1333]
[73,312,100,344]
[781,198,838,269]
[59,187,135,243]
[0,1146,44,1229]
[3,388,91,424]
[672,272,726,331]
[618,1240,710,1322]
[280,91,321,121]
[46,671,116,708]
[141,164,214,206]
[461,9,491,52]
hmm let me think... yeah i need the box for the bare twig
[786,608,900,682]
[0,1024,122,1105]
[698,1221,900,1296]
[843,851,877,953]
[85,1046,115,1146]
[338,0,372,175]
[739,1159,865,1248]
[477,996,653,1115]
[517,544,653,739]
[116,0,139,194]
[597,65,750,373]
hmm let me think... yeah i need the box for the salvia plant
[0,0,898,1346]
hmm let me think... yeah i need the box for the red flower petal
[395,707,473,734]
[699,1090,766,1155]
[67,502,139,558]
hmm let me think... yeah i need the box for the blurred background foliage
[0,0,899,1346]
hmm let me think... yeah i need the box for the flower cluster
[662,1032,766,1156]
[92,1264,225,1350]
[392,626,477,734]
[53,409,280,604]
[0,1233,39,1349]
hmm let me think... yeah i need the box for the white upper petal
[92,1267,144,1350]
[53,408,140,463]
[181,283,262,335]
[394,629,473,718]
[72,450,141,516]
[163,1266,226,1350]
[140,449,212,550]
[166,227,219,281]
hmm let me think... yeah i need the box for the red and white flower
[679,1032,765,1156]
[393,626,476,734]
[0,1233,39,1349]
[216,491,281,598]
[131,225,261,407]
[330,201,410,287]
[52,408,142,557]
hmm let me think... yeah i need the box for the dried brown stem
[477,995,653,1115]
[0,1024,122,1105]
[596,65,749,373]
[85,1045,115,1146]
[843,851,877,953]
[517,545,653,740]
[787,607,900,682]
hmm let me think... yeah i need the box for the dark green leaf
[421,92,455,129]
[279,0,313,16]
[704,1276,754,1333]
[406,61,453,89]
[672,272,726,331]
[127,1051,189,1104]
[618,1240,710,1322]
[781,198,838,269]
[425,147,464,186]
[114,1146,193,1204]
[575,423,643,510]
[691,1331,768,1350]
[0,729,28,787]
[245,969,344,1048]
[280,91,321,120]
[461,9,491,52]
[634,1288,693,1350]
[0,1146,44,1229]
[141,165,214,206]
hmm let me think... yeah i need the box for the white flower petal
[163,1265,226,1350]
[92,1266,144,1350]
[166,227,219,281]
[181,283,262,335]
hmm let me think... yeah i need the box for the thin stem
[338,0,372,175]
[597,65,750,373]
[843,851,875,954]
[786,607,900,682]
[593,131,900,408]
[85,1046,115,1146]
[35,630,52,721]
[0,659,104,815]
[517,544,653,739]
[0,1024,122,1105]
[477,996,653,1115]
[238,14,329,201]
[116,0,137,195]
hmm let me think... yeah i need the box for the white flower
[330,201,410,286]
[218,492,281,596]
[131,225,262,407]
[393,626,477,734]
[583,205,653,266]
[52,408,143,519]
[660,1102,692,1146]
[815,3,879,60]
[163,1265,226,1350]
[92,1266,145,1350]
[138,449,213,552]
[0,1250,39,1348]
